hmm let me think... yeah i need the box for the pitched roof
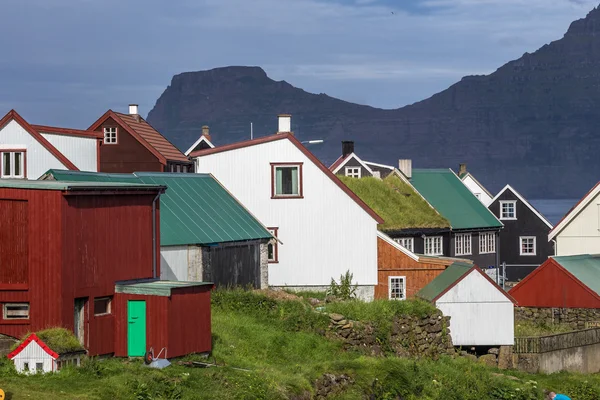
[460,172,493,198]
[44,169,273,246]
[185,135,215,156]
[0,110,79,170]
[32,124,103,139]
[330,153,375,175]
[340,175,450,230]
[191,133,384,224]
[553,254,600,296]
[548,181,600,240]
[490,184,553,229]
[411,169,503,230]
[7,333,59,360]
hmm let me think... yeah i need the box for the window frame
[271,163,303,199]
[3,303,29,320]
[479,232,496,254]
[424,236,443,256]
[1,150,26,179]
[103,127,118,144]
[344,166,361,178]
[267,227,279,263]
[454,233,472,256]
[93,297,112,316]
[393,237,414,252]
[500,200,517,220]
[520,236,536,256]
[388,276,407,300]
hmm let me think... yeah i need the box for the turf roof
[13,328,84,354]
[339,175,450,231]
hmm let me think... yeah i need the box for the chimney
[459,163,467,176]
[129,104,139,115]
[341,141,354,157]
[277,114,292,134]
[202,125,211,142]
[399,159,412,179]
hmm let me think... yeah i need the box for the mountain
[147,6,600,199]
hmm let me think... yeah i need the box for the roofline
[7,333,59,360]
[184,135,215,156]
[0,110,79,171]
[433,265,516,304]
[549,181,600,241]
[330,152,375,175]
[191,133,384,224]
[32,124,103,139]
[377,230,419,261]
[363,160,395,170]
[460,172,493,198]
[491,184,553,229]
[328,154,348,172]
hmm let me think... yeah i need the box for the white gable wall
[11,340,56,374]
[0,120,69,179]
[41,132,98,172]
[462,175,493,207]
[436,271,514,346]
[194,139,378,295]
[555,191,600,256]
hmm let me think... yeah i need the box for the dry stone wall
[515,307,600,329]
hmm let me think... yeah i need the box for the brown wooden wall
[0,200,28,286]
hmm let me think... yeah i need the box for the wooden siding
[203,244,262,288]
[555,191,600,256]
[0,200,28,285]
[462,175,493,207]
[40,132,98,172]
[337,157,372,178]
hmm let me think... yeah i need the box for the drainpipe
[152,192,161,279]
[495,230,500,285]
[552,239,557,256]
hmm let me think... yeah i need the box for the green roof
[43,170,273,246]
[417,262,473,302]
[339,175,449,230]
[0,179,162,191]
[411,169,503,230]
[115,280,212,296]
[553,254,600,296]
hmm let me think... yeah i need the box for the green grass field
[1,290,599,399]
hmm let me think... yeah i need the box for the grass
[515,320,575,337]
[338,175,450,231]
[11,327,84,354]
[1,290,600,399]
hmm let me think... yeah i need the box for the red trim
[0,284,27,290]
[432,265,516,304]
[549,181,600,237]
[31,124,103,139]
[192,133,384,224]
[329,154,350,172]
[267,227,279,263]
[7,333,59,360]
[0,110,79,171]
[270,162,304,199]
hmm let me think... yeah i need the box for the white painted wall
[436,271,514,346]
[194,138,378,290]
[40,132,98,172]
[11,340,56,374]
[160,245,203,281]
[462,175,493,207]
[555,191,600,256]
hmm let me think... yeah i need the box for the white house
[549,181,600,256]
[458,163,494,207]
[7,333,85,374]
[418,262,515,346]
[190,115,383,299]
[0,110,101,179]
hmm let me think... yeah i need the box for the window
[94,297,112,316]
[103,127,117,144]
[479,232,496,254]
[389,276,406,300]
[3,303,29,319]
[267,228,278,263]
[36,362,43,372]
[425,236,443,255]
[345,167,361,178]
[520,236,536,256]
[455,233,472,256]
[23,362,29,371]
[500,200,516,220]
[393,237,414,252]
[1,151,25,178]
[271,163,303,198]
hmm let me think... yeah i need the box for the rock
[329,313,344,322]
[340,329,351,338]
[337,320,348,326]
[309,298,321,306]
[462,353,478,362]
[478,354,498,367]
[488,348,499,355]
[497,346,513,370]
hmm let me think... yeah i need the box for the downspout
[495,229,500,285]
[552,239,557,256]
[152,192,161,279]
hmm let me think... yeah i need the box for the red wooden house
[0,180,212,358]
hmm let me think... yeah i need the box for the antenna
[251,122,253,140]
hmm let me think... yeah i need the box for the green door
[127,300,146,357]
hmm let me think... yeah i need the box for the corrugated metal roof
[417,262,473,302]
[411,169,503,230]
[44,169,273,246]
[115,280,212,296]
[0,179,162,191]
[553,254,600,296]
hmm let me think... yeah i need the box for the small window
[479,232,496,254]
[454,233,472,256]
[344,167,361,178]
[272,163,302,198]
[1,151,25,179]
[424,236,443,256]
[520,236,536,256]
[3,303,29,319]
[393,237,414,252]
[389,276,406,300]
[24,362,29,371]
[36,362,43,372]
[94,297,112,316]
[103,127,117,144]
[500,200,516,220]
[267,228,278,263]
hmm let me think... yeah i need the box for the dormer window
[500,200,516,220]
[345,167,361,178]
[1,151,25,179]
[103,127,117,144]
[271,163,303,198]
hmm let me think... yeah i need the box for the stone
[340,329,351,338]
[478,354,498,367]
[341,323,353,330]
[497,346,513,370]
[336,319,348,326]
[462,353,478,362]
[329,313,344,322]
[488,348,499,355]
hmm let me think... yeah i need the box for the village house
[0,180,212,358]
[190,115,384,299]
[42,170,273,289]
[0,109,101,179]
[548,181,600,256]
[488,184,555,281]
[89,105,193,173]
[457,164,494,207]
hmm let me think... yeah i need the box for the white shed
[8,334,58,374]
[418,262,515,347]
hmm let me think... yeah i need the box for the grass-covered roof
[339,175,450,231]
[12,328,84,354]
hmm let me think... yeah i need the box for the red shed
[509,254,600,308]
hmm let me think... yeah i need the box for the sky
[0,0,597,129]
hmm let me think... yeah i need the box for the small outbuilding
[418,263,515,347]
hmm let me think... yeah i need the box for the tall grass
[514,320,574,337]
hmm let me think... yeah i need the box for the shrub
[327,270,358,300]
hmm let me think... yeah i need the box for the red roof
[7,333,59,360]
[32,124,103,139]
[191,133,384,224]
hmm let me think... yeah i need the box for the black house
[488,185,554,281]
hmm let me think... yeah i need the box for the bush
[327,270,358,300]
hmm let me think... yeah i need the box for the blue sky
[0,0,597,128]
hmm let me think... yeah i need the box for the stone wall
[0,334,16,356]
[515,307,600,329]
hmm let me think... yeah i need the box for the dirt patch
[254,289,303,302]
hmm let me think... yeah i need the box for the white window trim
[3,303,29,320]
[344,166,361,178]
[94,297,112,316]
[454,233,472,256]
[479,232,496,254]
[103,127,117,144]
[500,200,517,220]
[267,228,278,263]
[393,237,414,253]
[1,151,25,179]
[520,236,537,256]
[425,236,443,256]
[388,276,406,300]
